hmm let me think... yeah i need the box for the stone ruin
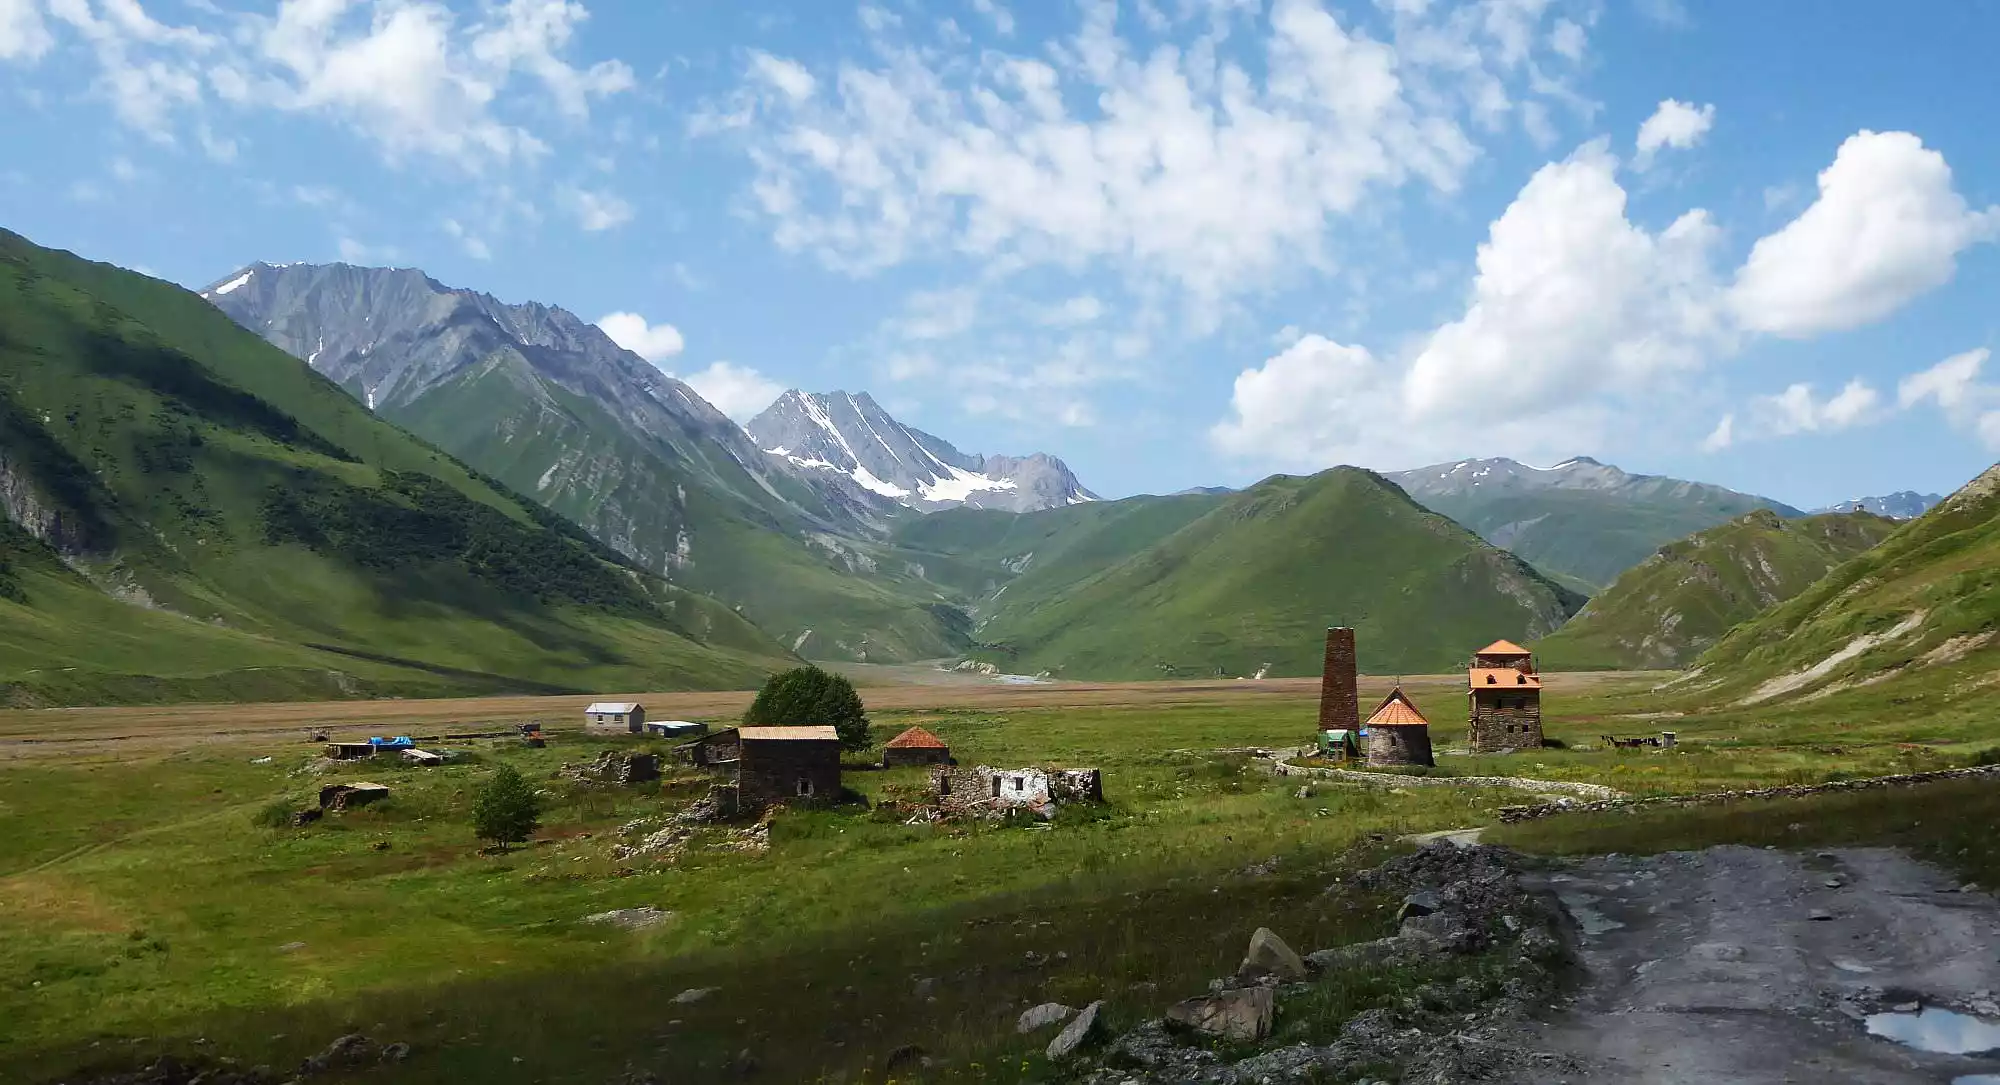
[931,764,1104,820]
[560,751,660,786]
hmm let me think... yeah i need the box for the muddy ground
[1504,845,2000,1084]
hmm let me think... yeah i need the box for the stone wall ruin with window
[931,765,1104,819]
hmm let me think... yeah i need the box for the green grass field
[6,670,1999,1084]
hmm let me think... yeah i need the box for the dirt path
[1503,846,2000,1083]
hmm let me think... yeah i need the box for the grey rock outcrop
[1164,986,1275,1042]
[1017,1002,1075,1034]
[1046,999,1102,1059]
[1238,927,1308,981]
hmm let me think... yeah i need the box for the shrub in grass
[472,765,543,850]
[253,797,300,829]
[743,666,871,751]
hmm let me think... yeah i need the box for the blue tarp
[367,736,415,749]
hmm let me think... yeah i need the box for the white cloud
[1210,334,1395,462]
[679,361,783,422]
[1039,295,1103,326]
[336,235,398,263]
[1761,182,1798,211]
[1743,379,1882,439]
[969,0,1015,37]
[1716,349,2000,452]
[746,49,813,100]
[1633,98,1713,169]
[1548,18,1586,62]
[1700,414,1734,452]
[562,185,632,231]
[596,311,685,362]
[890,287,980,341]
[1731,131,2000,338]
[1404,139,1727,419]
[0,0,54,62]
[1899,347,1987,413]
[441,218,492,260]
[707,0,1586,302]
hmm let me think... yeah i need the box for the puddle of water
[1865,1006,2000,1055]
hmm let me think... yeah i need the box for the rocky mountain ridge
[1816,491,1943,520]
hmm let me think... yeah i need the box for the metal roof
[585,702,640,714]
[738,725,840,741]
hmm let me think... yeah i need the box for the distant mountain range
[1815,492,1943,520]
[1535,508,1900,670]
[747,390,1096,513]
[1384,456,1803,592]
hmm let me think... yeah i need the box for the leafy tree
[472,765,542,850]
[744,666,871,751]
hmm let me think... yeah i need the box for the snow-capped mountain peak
[747,390,1097,513]
[1815,491,1943,520]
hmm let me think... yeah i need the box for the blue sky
[2,0,1997,509]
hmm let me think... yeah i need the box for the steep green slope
[0,229,797,704]
[1535,509,1899,670]
[964,469,1585,679]
[1414,488,1788,591]
[394,363,968,663]
[1687,464,2000,704]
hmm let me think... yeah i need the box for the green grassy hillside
[1414,488,1788,591]
[1536,509,1899,670]
[0,229,797,704]
[1685,464,2000,704]
[963,469,1585,679]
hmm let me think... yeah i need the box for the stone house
[932,765,1103,819]
[1467,639,1544,753]
[674,727,742,767]
[736,726,843,807]
[882,726,952,767]
[1364,686,1435,767]
[584,701,646,734]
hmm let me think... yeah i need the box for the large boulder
[1238,927,1308,981]
[1164,986,1275,1042]
[1017,1002,1074,1034]
[1046,1000,1103,1059]
[1305,936,1405,973]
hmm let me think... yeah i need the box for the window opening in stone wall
[796,777,814,797]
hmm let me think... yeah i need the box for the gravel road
[1501,845,2000,1084]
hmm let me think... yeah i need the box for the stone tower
[1467,639,1544,753]
[1364,686,1435,767]
[1317,627,1359,733]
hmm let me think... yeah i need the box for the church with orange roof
[1364,685,1435,767]
[1467,639,1544,753]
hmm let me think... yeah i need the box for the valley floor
[2,669,1996,1083]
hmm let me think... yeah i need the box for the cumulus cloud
[1633,98,1713,169]
[597,311,684,362]
[1217,127,2000,469]
[679,361,784,422]
[1731,131,2000,338]
[1899,348,2000,448]
[4,0,634,167]
[704,0,1588,302]
[0,0,55,62]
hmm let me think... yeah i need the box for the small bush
[1970,746,2000,767]
[253,797,299,829]
[473,765,543,850]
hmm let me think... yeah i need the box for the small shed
[644,720,708,740]
[883,726,951,767]
[585,701,647,734]
[1317,728,1358,761]
[675,727,741,767]
[737,726,842,807]
[1364,686,1435,768]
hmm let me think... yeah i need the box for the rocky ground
[1493,845,2000,1084]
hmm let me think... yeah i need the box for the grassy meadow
[3,670,1998,1083]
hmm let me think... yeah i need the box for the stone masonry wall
[1318,628,1359,732]
[1495,763,2000,823]
[737,738,841,808]
[1469,694,1543,753]
[1270,754,1623,800]
[1367,726,1434,768]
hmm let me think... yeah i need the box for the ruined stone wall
[932,765,1102,818]
[1367,726,1434,768]
[1468,693,1543,753]
[737,738,841,808]
[1495,763,2000,823]
[1318,628,1359,732]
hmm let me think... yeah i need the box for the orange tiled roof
[885,726,949,749]
[1470,668,1543,690]
[1476,639,1532,656]
[1366,687,1430,727]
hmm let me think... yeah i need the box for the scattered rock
[277,942,306,953]
[379,1042,411,1063]
[1047,1000,1103,1059]
[1808,909,1835,922]
[1238,927,1308,981]
[1164,986,1274,1043]
[1400,912,1483,954]
[1395,890,1442,922]
[884,1043,926,1073]
[1018,1002,1075,1034]
[1823,877,1843,888]
[671,987,716,1004]
[584,907,673,930]
[1305,937,1402,973]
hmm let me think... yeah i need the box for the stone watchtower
[1365,686,1436,767]
[1467,639,1543,753]
[1318,628,1360,734]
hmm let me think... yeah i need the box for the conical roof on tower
[1365,686,1430,727]
[1476,639,1532,656]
